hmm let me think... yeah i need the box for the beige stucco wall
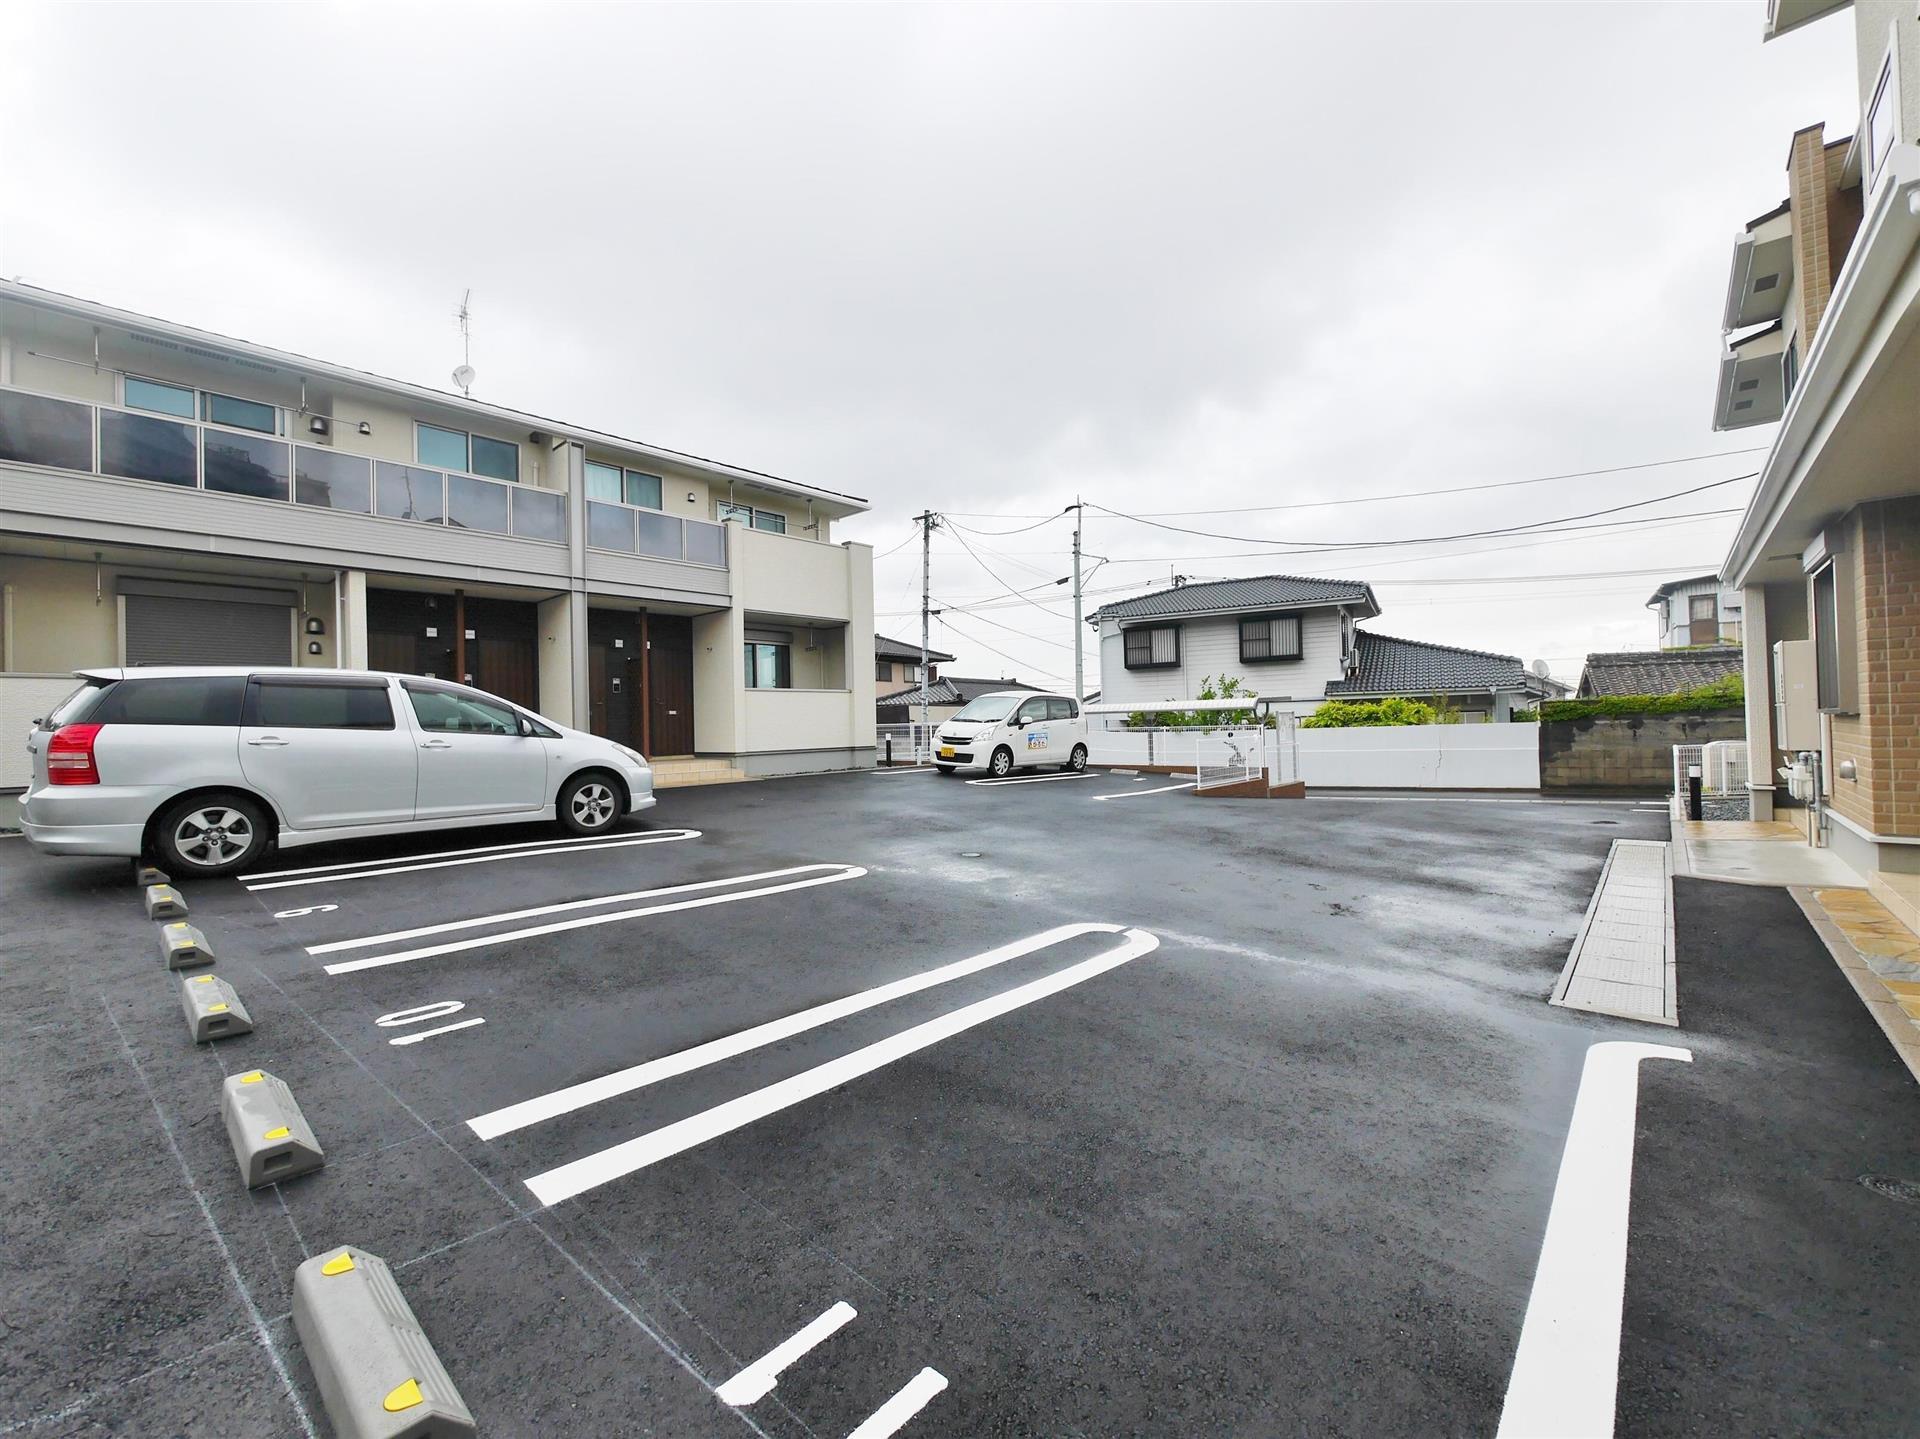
[0,553,339,671]
[693,606,745,754]
[1855,0,1920,140]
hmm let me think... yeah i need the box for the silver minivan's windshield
[949,695,1021,723]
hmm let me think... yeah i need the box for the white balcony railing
[0,384,566,544]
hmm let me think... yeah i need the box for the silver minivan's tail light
[46,723,103,785]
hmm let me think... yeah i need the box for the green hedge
[1300,697,1440,729]
[1539,674,1743,723]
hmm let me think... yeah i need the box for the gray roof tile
[1325,630,1542,697]
[874,633,955,663]
[1576,648,1743,697]
[1092,573,1378,623]
[875,675,1041,709]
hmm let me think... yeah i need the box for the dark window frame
[1239,612,1304,664]
[243,677,397,731]
[1122,623,1181,671]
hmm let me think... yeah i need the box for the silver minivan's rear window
[91,676,247,726]
[41,680,111,729]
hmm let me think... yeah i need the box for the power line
[946,510,1072,537]
[936,446,1771,522]
[943,520,1074,620]
[937,613,1069,684]
[934,599,1075,651]
[1085,476,1755,551]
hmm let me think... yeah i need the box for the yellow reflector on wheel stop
[383,1378,424,1412]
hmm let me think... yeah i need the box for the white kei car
[931,691,1089,777]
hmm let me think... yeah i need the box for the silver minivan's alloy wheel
[571,782,617,828]
[991,747,1014,777]
[174,806,256,867]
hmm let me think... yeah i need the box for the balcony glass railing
[586,497,727,568]
[0,385,566,544]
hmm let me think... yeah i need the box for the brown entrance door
[647,614,695,755]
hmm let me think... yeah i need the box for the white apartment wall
[1855,1,1920,142]
[1095,608,1349,713]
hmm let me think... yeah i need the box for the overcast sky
[1,3,1859,690]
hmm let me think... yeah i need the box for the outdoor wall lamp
[308,416,328,435]
[357,420,372,436]
[305,617,326,635]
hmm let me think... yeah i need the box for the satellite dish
[1530,659,1552,678]
[452,365,476,394]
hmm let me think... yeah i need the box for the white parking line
[715,1301,858,1407]
[521,925,1158,1204]
[468,923,1129,1140]
[388,1017,487,1046]
[244,829,702,891]
[846,1368,949,1439]
[964,771,1093,787]
[870,766,934,775]
[318,863,868,975]
[243,828,695,881]
[1496,1040,1692,1439]
[1090,781,1195,802]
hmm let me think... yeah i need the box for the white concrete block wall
[1298,724,1540,790]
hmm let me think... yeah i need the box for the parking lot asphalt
[1,769,1914,1436]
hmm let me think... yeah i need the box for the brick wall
[1539,713,1747,791]
[1828,497,1920,837]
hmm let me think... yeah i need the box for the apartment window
[202,391,278,435]
[625,470,663,508]
[124,377,196,419]
[1866,52,1897,185]
[718,501,787,533]
[744,641,792,689]
[876,659,892,682]
[416,423,468,471]
[1812,561,1843,711]
[471,434,517,482]
[416,423,518,481]
[586,461,624,502]
[1240,614,1303,663]
[1123,624,1180,670]
[1784,337,1800,399]
[587,462,663,509]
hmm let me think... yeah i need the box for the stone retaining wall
[1539,712,1746,791]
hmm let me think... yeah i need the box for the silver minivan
[19,667,655,877]
[932,690,1089,777]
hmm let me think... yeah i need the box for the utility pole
[1071,497,1084,704]
[916,510,938,736]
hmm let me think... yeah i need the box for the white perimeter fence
[1089,720,1537,790]
[0,674,82,790]
[875,723,939,765]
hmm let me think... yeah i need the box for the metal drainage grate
[1859,1175,1920,1204]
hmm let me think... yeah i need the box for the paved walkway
[1670,817,1863,887]
[1795,886,1920,1083]
[1550,839,1677,1025]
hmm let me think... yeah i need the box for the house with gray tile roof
[1327,631,1568,720]
[873,632,955,700]
[1089,573,1555,721]
[874,675,1041,727]
[1576,648,1744,698]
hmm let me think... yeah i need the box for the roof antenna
[452,290,476,396]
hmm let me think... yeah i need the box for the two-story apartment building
[1647,574,1745,647]
[1090,574,1560,721]
[0,282,877,786]
[1712,0,1920,929]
